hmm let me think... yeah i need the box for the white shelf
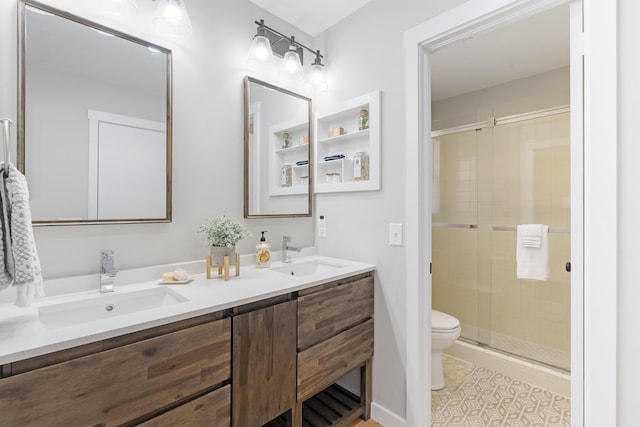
[319,129,370,144]
[275,144,309,155]
[314,91,381,193]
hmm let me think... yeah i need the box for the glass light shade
[308,63,325,85]
[281,49,303,74]
[153,0,193,37]
[95,0,138,19]
[248,35,274,63]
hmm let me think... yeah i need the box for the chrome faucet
[100,250,118,293]
[282,235,301,263]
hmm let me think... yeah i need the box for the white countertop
[0,255,375,365]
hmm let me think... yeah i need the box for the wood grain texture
[137,385,231,427]
[0,317,231,426]
[232,300,297,427]
[6,311,225,376]
[298,275,374,350]
[297,319,374,400]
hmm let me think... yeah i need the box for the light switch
[318,215,327,238]
[389,223,403,246]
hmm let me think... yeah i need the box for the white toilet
[431,309,461,390]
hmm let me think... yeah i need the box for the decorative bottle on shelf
[281,164,292,187]
[256,231,271,268]
[359,109,369,131]
[282,132,290,149]
[353,151,370,181]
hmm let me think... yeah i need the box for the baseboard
[370,402,406,427]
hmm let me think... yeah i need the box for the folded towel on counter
[0,163,44,307]
[516,224,549,281]
[324,154,345,162]
[296,160,309,166]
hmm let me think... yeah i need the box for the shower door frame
[405,0,617,426]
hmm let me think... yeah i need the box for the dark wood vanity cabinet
[0,313,231,427]
[294,273,375,427]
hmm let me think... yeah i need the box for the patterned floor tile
[432,355,571,427]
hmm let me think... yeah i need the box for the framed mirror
[244,77,312,218]
[18,0,172,225]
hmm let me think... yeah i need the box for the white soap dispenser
[256,231,271,268]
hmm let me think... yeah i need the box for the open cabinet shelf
[265,384,363,427]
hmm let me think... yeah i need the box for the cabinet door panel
[0,318,230,426]
[297,319,373,400]
[298,276,373,350]
[232,300,297,427]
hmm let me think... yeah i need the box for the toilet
[431,309,461,390]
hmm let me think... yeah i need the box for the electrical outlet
[389,223,403,246]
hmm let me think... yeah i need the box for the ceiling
[248,0,374,37]
[252,1,569,101]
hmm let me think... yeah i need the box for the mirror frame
[17,0,173,226]
[243,76,313,218]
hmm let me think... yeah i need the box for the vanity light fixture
[249,19,326,87]
[96,0,193,36]
[152,0,193,37]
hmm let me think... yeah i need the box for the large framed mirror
[18,0,172,225]
[244,77,312,218]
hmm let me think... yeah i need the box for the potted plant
[199,214,251,264]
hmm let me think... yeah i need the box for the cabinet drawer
[138,385,231,427]
[297,275,373,350]
[0,317,231,426]
[297,319,373,400]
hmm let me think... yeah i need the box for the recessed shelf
[314,91,381,193]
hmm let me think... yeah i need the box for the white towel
[516,224,549,281]
[0,163,44,307]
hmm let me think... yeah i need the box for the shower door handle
[565,262,571,272]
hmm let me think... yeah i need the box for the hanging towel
[516,224,549,281]
[0,163,44,307]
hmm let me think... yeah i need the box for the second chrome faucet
[100,250,118,293]
[281,235,301,263]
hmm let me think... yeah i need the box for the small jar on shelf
[359,109,369,131]
[281,164,292,187]
[326,172,341,184]
[282,132,291,149]
[353,151,370,181]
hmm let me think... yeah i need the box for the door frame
[404,0,616,425]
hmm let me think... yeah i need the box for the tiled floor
[432,355,571,426]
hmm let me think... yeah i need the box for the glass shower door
[432,111,571,371]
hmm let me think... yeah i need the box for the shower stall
[431,107,571,372]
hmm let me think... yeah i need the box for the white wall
[0,0,314,279]
[312,0,466,420]
[617,0,640,425]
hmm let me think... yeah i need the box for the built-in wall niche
[313,91,381,193]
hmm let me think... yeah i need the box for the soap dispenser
[256,231,271,268]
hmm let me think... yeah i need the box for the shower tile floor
[431,355,571,426]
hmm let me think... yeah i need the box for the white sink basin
[272,259,344,277]
[38,287,188,328]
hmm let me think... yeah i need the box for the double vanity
[0,255,375,427]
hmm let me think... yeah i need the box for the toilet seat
[431,309,460,332]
